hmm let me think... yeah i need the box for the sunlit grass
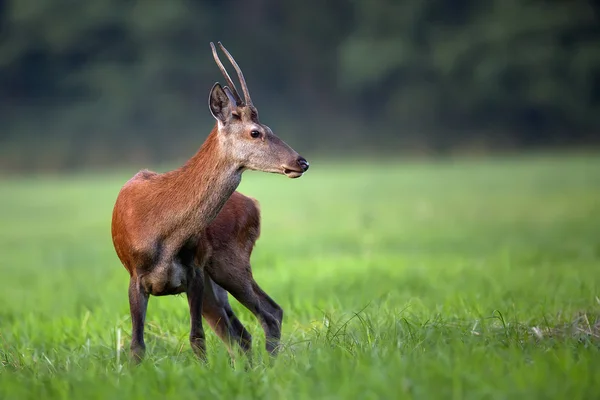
[0,154,599,399]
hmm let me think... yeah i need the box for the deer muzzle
[283,156,309,178]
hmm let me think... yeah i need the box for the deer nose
[298,157,309,172]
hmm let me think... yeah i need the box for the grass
[0,154,599,399]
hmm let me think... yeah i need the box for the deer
[111,42,309,362]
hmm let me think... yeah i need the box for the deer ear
[223,86,238,106]
[209,83,232,123]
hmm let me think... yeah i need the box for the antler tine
[217,42,253,106]
[210,42,242,105]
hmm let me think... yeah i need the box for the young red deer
[111,42,308,361]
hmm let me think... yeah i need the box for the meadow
[0,154,599,399]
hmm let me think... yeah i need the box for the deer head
[209,42,309,178]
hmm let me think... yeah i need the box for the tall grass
[0,154,599,399]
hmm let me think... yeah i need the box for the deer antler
[210,42,243,105]
[217,41,254,107]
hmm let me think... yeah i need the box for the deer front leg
[187,268,207,361]
[128,277,149,363]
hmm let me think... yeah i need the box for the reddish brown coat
[111,42,307,363]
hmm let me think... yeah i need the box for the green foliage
[340,0,600,141]
[0,155,599,398]
[0,1,599,171]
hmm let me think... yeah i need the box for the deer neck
[163,125,242,237]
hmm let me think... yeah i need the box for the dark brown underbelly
[140,261,189,296]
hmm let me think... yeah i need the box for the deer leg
[204,276,253,354]
[202,274,246,356]
[128,277,149,363]
[247,279,283,355]
[250,282,283,332]
[208,261,283,356]
[186,268,207,361]
[219,290,254,353]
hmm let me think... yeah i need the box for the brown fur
[111,132,283,361]
[111,127,242,362]
[111,44,307,363]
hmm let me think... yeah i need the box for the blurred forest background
[0,0,599,173]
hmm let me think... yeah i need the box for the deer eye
[250,130,260,139]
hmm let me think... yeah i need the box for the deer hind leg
[186,268,207,361]
[247,278,283,355]
[202,274,253,356]
[249,282,283,333]
[208,258,283,356]
[128,277,149,363]
[218,286,254,354]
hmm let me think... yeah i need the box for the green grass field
[0,154,599,399]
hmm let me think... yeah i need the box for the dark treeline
[1,0,599,172]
